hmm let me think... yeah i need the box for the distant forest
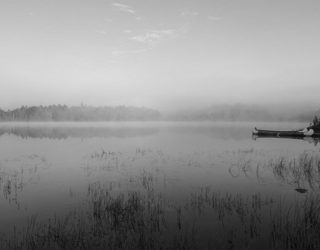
[0,104,318,122]
[0,105,161,121]
[166,104,319,122]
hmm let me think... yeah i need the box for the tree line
[0,104,318,122]
[166,104,320,122]
[0,105,161,121]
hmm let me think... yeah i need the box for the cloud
[123,29,133,34]
[104,18,113,23]
[180,10,199,17]
[95,30,107,35]
[208,16,222,21]
[112,3,136,15]
[131,30,175,46]
[111,48,149,56]
[28,11,35,17]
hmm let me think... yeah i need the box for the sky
[0,0,320,111]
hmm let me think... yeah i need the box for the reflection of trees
[0,105,161,121]
[0,155,50,208]
[0,126,158,140]
[171,125,251,140]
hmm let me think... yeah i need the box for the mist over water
[1,122,320,249]
[1,0,320,248]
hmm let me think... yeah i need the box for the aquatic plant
[3,149,320,249]
[2,169,320,250]
[230,151,320,192]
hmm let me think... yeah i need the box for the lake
[0,121,319,249]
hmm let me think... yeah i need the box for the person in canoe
[305,115,320,134]
[253,115,320,137]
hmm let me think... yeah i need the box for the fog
[0,0,320,112]
[2,2,320,248]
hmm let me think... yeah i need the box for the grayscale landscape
[1,0,320,249]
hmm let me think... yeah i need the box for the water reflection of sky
[0,121,319,233]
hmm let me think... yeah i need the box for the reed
[3,171,320,250]
[3,151,320,249]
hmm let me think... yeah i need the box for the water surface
[0,121,318,236]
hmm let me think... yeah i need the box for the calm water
[0,121,318,235]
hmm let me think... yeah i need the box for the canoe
[252,127,320,137]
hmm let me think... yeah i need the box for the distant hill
[166,104,319,122]
[0,105,161,121]
[0,104,318,122]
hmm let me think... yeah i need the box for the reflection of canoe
[253,134,320,146]
[295,188,308,194]
[252,128,320,137]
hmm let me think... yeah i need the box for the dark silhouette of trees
[313,116,320,126]
[1,104,319,122]
[0,105,161,121]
